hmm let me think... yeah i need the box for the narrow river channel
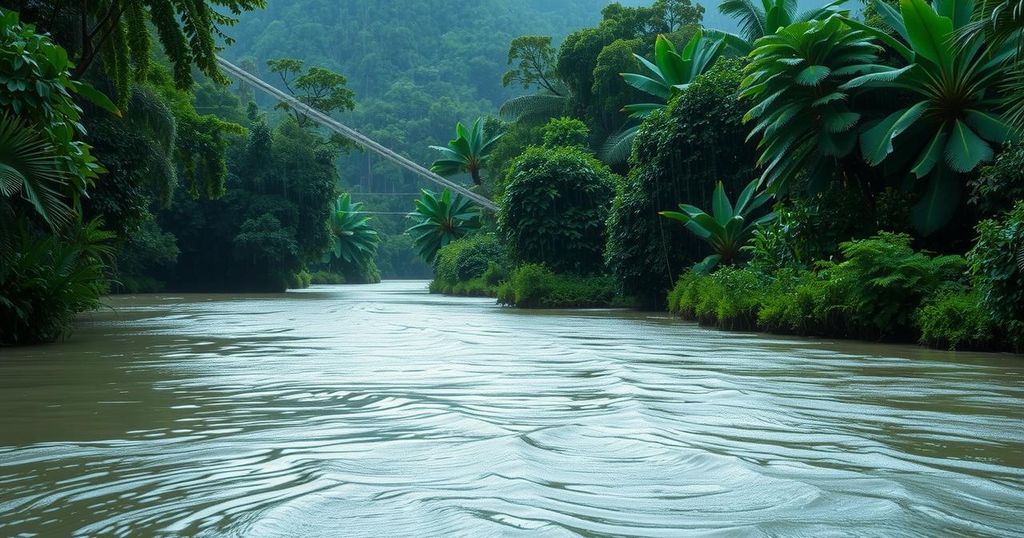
[1,281,1021,536]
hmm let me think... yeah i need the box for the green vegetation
[606,59,753,306]
[1,10,116,344]
[323,194,381,283]
[666,229,1023,351]
[429,119,502,186]
[407,189,482,264]
[659,179,776,272]
[499,144,617,275]
[606,31,724,161]
[497,264,618,308]
[431,234,509,296]
[969,202,1024,350]
[4,0,1023,353]
[714,0,847,53]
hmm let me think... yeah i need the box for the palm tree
[429,119,502,186]
[740,16,881,193]
[659,179,776,272]
[714,0,849,54]
[603,31,725,162]
[842,0,1017,233]
[406,189,481,264]
[324,193,379,267]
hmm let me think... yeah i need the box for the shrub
[917,287,997,351]
[757,270,827,335]
[450,278,493,297]
[541,117,590,149]
[434,234,508,285]
[287,270,312,290]
[606,59,755,306]
[969,202,1024,351]
[499,146,617,275]
[668,267,768,331]
[482,262,509,287]
[310,271,346,285]
[0,219,114,345]
[497,264,616,308]
[818,233,966,340]
[667,234,973,344]
[970,142,1024,217]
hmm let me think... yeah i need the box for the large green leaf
[911,167,960,235]
[860,102,928,165]
[910,126,949,177]
[795,65,831,86]
[944,119,993,173]
[711,181,734,225]
[900,0,954,69]
[933,0,974,29]
[622,73,671,100]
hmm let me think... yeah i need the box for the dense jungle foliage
[3,0,1023,353]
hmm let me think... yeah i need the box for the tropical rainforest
[1,0,1023,353]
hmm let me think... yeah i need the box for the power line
[215,56,497,212]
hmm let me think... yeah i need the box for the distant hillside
[222,0,842,197]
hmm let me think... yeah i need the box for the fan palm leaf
[406,189,481,264]
[429,119,502,186]
[0,114,73,228]
[325,193,379,266]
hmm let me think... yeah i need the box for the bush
[499,146,617,275]
[917,287,997,351]
[341,260,381,284]
[818,233,965,339]
[482,262,509,287]
[606,59,756,306]
[310,271,346,285]
[541,117,590,149]
[969,202,1024,351]
[497,264,616,308]
[287,270,312,289]
[970,142,1024,217]
[0,219,114,345]
[432,234,509,295]
[667,234,972,344]
[434,234,508,285]
[757,270,827,335]
[668,267,773,331]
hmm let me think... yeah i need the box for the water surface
[1,281,1022,536]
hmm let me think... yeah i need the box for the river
[1,281,1022,536]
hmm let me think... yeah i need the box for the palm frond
[499,93,568,122]
[0,114,73,228]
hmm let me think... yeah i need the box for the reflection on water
[1,281,1022,537]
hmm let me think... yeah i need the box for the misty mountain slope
[222,0,843,196]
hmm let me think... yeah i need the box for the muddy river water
[1,281,1021,536]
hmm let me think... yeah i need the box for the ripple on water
[0,282,1022,537]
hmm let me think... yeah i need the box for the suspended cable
[215,56,498,211]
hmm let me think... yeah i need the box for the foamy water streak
[1,282,1022,536]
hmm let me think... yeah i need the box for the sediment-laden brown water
[1,281,1021,536]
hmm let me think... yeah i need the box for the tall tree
[266,58,356,127]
